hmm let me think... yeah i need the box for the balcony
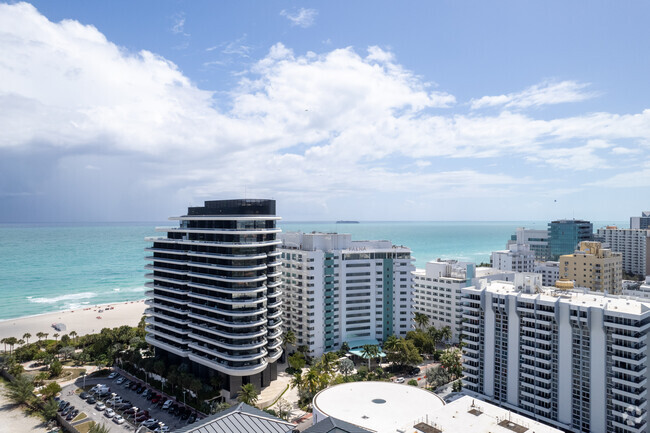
[188,292,265,305]
[187,322,266,340]
[187,281,267,294]
[268,309,282,319]
[187,251,268,261]
[145,309,190,325]
[187,352,267,376]
[145,264,187,275]
[188,312,267,328]
[146,317,189,335]
[612,376,647,389]
[189,333,266,351]
[189,342,268,362]
[144,282,187,296]
[187,271,267,284]
[145,335,189,357]
[146,236,282,249]
[145,299,187,315]
[145,256,187,265]
[149,293,189,306]
[189,302,267,317]
[146,326,191,345]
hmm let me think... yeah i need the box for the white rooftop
[312,382,444,433]
[408,395,562,433]
[470,280,650,316]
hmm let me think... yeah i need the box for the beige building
[560,241,622,293]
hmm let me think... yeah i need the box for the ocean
[0,220,623,320]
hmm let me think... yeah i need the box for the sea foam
[28,292,98,304]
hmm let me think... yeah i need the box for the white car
[142,419,159,428]
[116,377,124,384]
[113,415,125,424]
[108,372,117,379]
[395,377,405,383]
[161,400,173,410]
[104,408,115,418]
[154,427,170,433]
[95,403,106,411]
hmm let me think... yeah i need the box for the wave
[112,286,145,293]
[28,292,98,304]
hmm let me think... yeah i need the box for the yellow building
[560,241,622,293]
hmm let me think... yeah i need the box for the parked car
[95,402,106,411]
[188,413,196,424]
[181,409,190,420]
[124,407,138,415]
[151,395,161,404]
[123,380,132,387]
[130,383,139,390]
[116,377,124,384]
[154,427,170,433]
[118,403,132,411]
[61,407,72,416]
[86,396,96,404]
[57,400,68,411]
[135,414,149,423]
[157,397,167,407]
[142,419,159,428]
[66,410,78,421]
[137,386,146,394]
[108,372,117,379]
[113,415,125,424]
[394,377,405,383]
[161,400,173,411]
[79,392,89,399]
[104,408,115,418]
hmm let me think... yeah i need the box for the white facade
[462,277,650,433]
[507,227,550,260]
[491,242,536,273]
[280,232,414,357]
[412,260,475,343]
[597,227,650,276]
[535,261,560,286]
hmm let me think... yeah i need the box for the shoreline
[0,299,147,340]
[0,297,147,324]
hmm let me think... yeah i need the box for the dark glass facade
[548,219,593,260]
[144,199,282,394]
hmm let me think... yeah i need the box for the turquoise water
[0,221,623,320]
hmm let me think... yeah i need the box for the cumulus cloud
[470,80,596,110]
[1,2,649,221]
[280,8,318,28]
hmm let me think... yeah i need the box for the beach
[0,300,146,340]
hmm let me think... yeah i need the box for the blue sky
[0,1,649,222]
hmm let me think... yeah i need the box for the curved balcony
[145,247,187,256]
[189,302,267,317]
[189,262,267,272]
[187,352,267,376]
[267,309,282,319]
[187,271,267,284]
[267,280,282,288]
[267,348,283,363]
[267,339,282,350]
[145,309,190,325]
[267,299,282,309]
[145,335,189,357]
[170,215,281,221]
[145,264,187,275]
[267,319,283,330]
[189,333,267,351]
[267,251,281,257]
[146,274,188,286]
[267,260,282,267]
[144,283,187,296]
[188,312,267,328]
[187,281,267,295]
[267,271,282,278]
[268,328,282,340]
[158,226,281,235]
[146,317,190,335]
[147,236,282,248]
[149,293,189,306]
[146,327,191,346]
[187,251,268,261]
[145,256,187,265]
[188,322,267,340]
[267,290,282,298]
[188,292,265,306]
[189,342,268,362]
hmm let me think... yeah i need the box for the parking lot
[62,369,202,432]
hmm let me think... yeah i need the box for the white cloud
[171,13,189,36]
[280,8,318,28]
[1,2,650,220]
[470,80,596,110]
[611,146,641,155]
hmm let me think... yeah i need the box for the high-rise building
[279,232,414,357]
[507,227,550,260]
[548,219,593,260]
[491,242,536,273]
[631,211,650,230]
[559,241,622,293]
[462,277,650,433]
[412,260,475,343]
[596,226,650,277]
[144,199,283,395]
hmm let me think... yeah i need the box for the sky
[0,1,649,222]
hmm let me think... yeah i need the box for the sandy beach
[0,300,147,340]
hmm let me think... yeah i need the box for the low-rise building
[534,261,560,286]
[559,241,622,293]
[507,227,550,260]
[491,242,535,273]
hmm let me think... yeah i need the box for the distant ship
[336,220,359,224]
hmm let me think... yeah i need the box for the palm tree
[22,333,31,344]
[237,383,259,406]
[440,326,452,345]
[414,312,429,330]
[281,329,296,362]
[69,331,78,344]
[289,371,304,392]
[1,338,6,353]
[304,367,321,397]
[318,352,338,376]
[53,333,59,343]
[88,423,112,433]
[6,337,18,355]
[361,344,380,370]
[36,332,45,344]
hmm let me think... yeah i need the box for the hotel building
[560,241,623,293]
[596,226,650,277]
[279,232,414,357]
[491,242,536,273]
[462,276,650,433]
[548,219,593,260]
[144,199,283,394]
